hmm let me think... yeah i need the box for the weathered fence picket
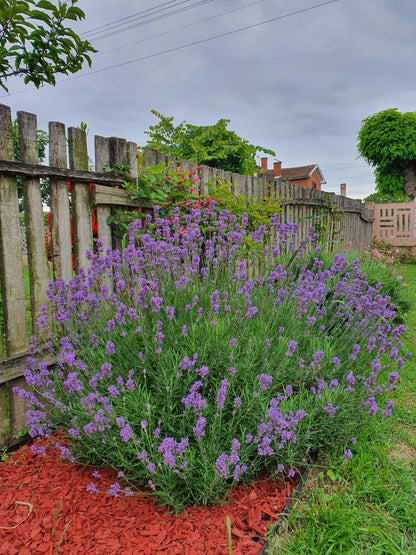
[68,126,93,271]
[49,121,73,284]
[0,103,374,451]
[0,106,30,448]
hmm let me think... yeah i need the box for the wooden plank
[0,159,130,185]
[0,104,28,356]
[49,122,73,284]
[110,137,127,167]
[68,127,93,272]
[0,104,30,447]
[143,147,161,168]
[17,111,51,335]
[0,348,58,385]
[94,136,112,252]
[126,141,138,182]
[91,184,149,207]
[199,165,210,197]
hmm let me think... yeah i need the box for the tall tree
[0,0,95,92]
[145,110,275,177]
[357,108,416,201]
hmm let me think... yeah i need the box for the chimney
[261,157,268,171]
[274,161,281,177]
[340,183,346,197]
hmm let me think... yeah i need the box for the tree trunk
[403,162,416,201]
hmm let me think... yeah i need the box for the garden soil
[0,433,297,554]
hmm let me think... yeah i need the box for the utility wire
[62,1,342,81]
[2,0,340,97]
[94,0,270,58]
[84,0,216,42]
[81,0,190,36]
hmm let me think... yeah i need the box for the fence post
[0,105,29,446]
[49,121,73,284]
[17,110,51,334]
[68,127,93,271]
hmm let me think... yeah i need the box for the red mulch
[0,434,297,554]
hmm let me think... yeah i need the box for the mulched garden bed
[0,433,298,554]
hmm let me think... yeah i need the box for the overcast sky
[2,0,416,199]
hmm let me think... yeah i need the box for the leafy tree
[144,110,275,177]
[357,109,416,201]
[0,0,96,92]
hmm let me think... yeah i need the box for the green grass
[266,264,416,554]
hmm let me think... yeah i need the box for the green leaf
[36,0,56,10]
[28,9,53,23]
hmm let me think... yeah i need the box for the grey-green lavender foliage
[15,205,408,512]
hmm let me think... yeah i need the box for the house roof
[281,165,326,184]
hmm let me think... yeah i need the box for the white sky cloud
[2,0,416,199]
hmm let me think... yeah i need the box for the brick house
[260,158,326,191]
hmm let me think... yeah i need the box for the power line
[57,1,342,82]
[84,0,216,42]
[2,0,340,97]
[94,0,270,58]
[81,0,190,36]
[323,164,368,171]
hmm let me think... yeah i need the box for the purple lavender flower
[329,379,338,391]
[193,416,207,441]
[120,424,133,442]
[258,373,273,391]
[381,400,394,417]
[349,344,360,361]
[165,306,175,319]
[323,403,338,418]
[344,449,353,460]
[105,341,115,356]
[286,340,297,357]
[150,296,163,312]
[108,385,119,398]
[215,453,229,478]
[233,397,242,408]
[216,379,229,409]
[86,483,98,493]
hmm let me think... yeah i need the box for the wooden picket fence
[0,103,374,451]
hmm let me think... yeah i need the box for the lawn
[266,264,416,554]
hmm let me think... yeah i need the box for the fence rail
[0,103,374,450]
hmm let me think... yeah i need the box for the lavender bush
[15,205,408,511]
